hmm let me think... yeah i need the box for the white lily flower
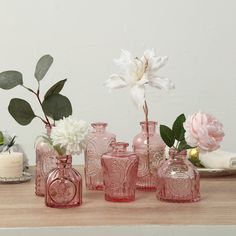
[104,49,175,107]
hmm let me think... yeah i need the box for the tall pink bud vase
[45,155,82,208]
[133,121,166,191]
[84,122,116,190]
[101,142,139,202]
[156,148,200,203]
[35,125,57,196]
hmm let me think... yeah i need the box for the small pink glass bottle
[133,121,166,191]
[84,122,116,190]
[101,142,139,202]
[35,125,57,196]
[45,155,82,208]
[156,148,200,203]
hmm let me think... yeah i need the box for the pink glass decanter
[35,125,57,196]
[101,142,139,202]
[133,121,166,191]
[156,148,200,203]
[84,122,116,190]
[45,155,82,208]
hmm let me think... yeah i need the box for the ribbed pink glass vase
[133,121,166,191]
[45,155,82,208]
[101,142,139,202]
[35,125,57,196]
[84,122,115,190]
[156,148,200,203]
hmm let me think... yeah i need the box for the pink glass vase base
[133,121,166,191]
[105,193,135,202]
[84,168,104,191]
[156,148,200,203]
[45,156,82,208]
[136,175,157,191]
[101,142,138,202]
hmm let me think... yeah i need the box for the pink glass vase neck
[57,155,72,167]
[112,142,128,153]
[169,148,187,159]
[45,124,55,136]
[91,122,107,132]
[140,121,157,134]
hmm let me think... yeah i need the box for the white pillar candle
[0,152,23,178]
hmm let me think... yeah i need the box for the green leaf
[178,140,193,152]
[34,55,53,81]
[172,113,186,141]
[0,71,23,90]
[0,131,4,145]
[8,98,36,126]
[44,79,67,99]
[42,94,72,120]
[188,158,205,168]
[160,125,175,148]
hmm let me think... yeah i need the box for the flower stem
[143,100,150,173]
[22,84,52,128]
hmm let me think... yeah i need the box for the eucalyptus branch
[35,115,48,125]
[0,55,72,128]
[21,84,52,128]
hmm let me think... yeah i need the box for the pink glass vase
[101,142,139,202]
[35,125,57,196]
[84,122,116,190]
[133,121,166,191]
[156,148,200,203]
[45,155,82,208]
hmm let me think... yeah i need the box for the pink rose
[184,111,225,152]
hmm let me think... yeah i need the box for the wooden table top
[0,166,236,228]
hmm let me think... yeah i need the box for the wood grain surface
[0,166,236,228]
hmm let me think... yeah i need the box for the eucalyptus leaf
[44,79,67,99]
[172,113,186,141]
[42,94,72,120]
[8,98,36,126]
[34,55,53,81]
[0,71,23,90]
[160,125,175,148]
[0,131,4,145]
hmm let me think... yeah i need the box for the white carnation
[51,116,89,155]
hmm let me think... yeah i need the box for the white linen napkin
[200,150,236,169]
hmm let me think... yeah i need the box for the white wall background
[0,0,235,165]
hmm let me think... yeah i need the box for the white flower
[51,116,89,155]
[104,49,175,107]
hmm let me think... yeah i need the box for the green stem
[143,100,150,173]
[21,84,51,128]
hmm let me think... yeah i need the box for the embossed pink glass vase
[156,148,200,203]
[101,142,139,202]
[45,155,82,208]
[35,125,57,196]
[133,121,166,191]
[84,122,116,190]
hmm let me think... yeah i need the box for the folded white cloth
[200,150,236,169]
